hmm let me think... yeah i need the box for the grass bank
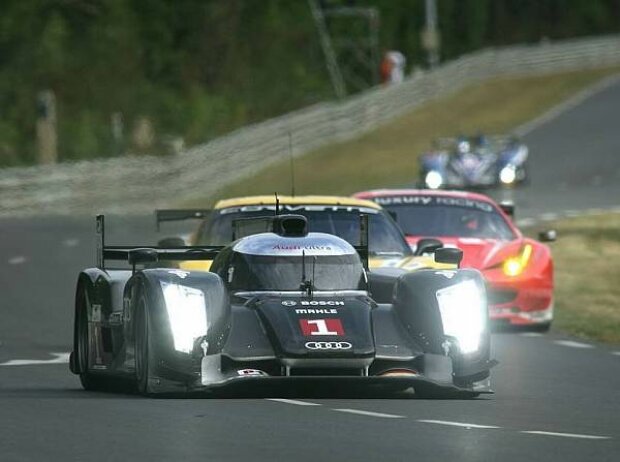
[536,213,620,344]
[200,67,620,205]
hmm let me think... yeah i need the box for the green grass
[531,213,620,344]
[195,67,620,206]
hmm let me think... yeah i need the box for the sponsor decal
[373,195,494,212]
[272,244,332,251]
[301,300,344,306]
[283,300,344,309]
[295,308,338,314]
[168,269,190,279]
[305,341,352,350]
[236,369,267,376]
[221,205,378,215]
[299,319,345,336]
[373,196,432,206]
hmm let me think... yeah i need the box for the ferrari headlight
[499,166,516,184]
[160,281,207,353]
[425,171,443,189]
[436,280,486,354]
[502,244,532,277]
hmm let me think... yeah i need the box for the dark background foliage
[1,0,618,165]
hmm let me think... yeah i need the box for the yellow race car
[156,195,453,272]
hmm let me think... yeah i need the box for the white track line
[8,256,26,265]
[333,409,405,419]
[554,340,594,349]
[611,351,620,356]
[0,352,70,366]
[62,238,79,247]
[266,398,321,406]
[519,332,543,337]
[417,419,500,429]
[522,430,610,440]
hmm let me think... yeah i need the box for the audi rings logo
[281,300,297,307]
[305,341,352,350]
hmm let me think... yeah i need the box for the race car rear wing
[155,209,211,231]
[96,215,223,271]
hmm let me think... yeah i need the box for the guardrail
[1,35,620,216]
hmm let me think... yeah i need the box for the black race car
[70,214,496,397]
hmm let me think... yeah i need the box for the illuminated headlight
[436,280,487,354]
[502,244,532,277]
[160,281,207,353]
[425,171,443,189]
[499,166,516,184]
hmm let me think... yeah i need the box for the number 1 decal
[299,319,345,336]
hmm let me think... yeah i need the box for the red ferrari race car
[355,189,556,330]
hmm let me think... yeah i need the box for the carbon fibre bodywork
[70,216,496,397]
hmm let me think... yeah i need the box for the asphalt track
[2,77,620,461]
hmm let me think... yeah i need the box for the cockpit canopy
[210,232,366,292]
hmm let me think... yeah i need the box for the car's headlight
[499,165,516,184]
[502,244,532,277]
[160,281,207,353]
[436,279,486,354]
[425,171,443,189]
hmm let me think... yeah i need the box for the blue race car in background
[419,134,529,190]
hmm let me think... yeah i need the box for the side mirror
[538,229,557,242]
[499,201,515,218]
[434,247,463,266]
[158,237,186,247]
[414,238,444,256]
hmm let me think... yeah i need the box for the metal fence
[2,35,620,216]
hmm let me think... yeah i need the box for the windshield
[198,206,412,256]
[224,253,364,292]
[381,200,516,240]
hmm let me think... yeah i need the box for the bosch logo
[305,341,352,350]
[281,300,297,306]
[300,300,345,306]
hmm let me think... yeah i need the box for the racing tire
[76,290,107,391]
[135,296,155,395]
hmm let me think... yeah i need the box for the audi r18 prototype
[155,195,451,273]
[419,135,528,190]
[355,189,555,330]
[70,214,496,397]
